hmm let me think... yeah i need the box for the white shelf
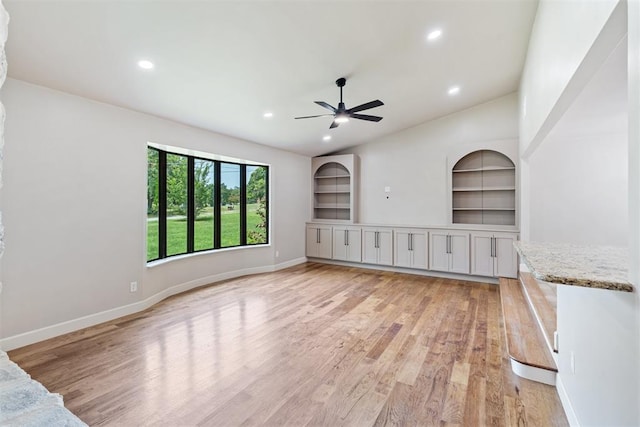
[453,187,515,192]
[452,150,516,226]
[312,155,357,223]
[452,166,515,173]
[314,190,351,194]
[315,174,351,179]
[453,208,516,211]
[316,204,351,209]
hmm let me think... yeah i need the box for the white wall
[557,285,638,426]
[520,1,639,425]
[529,131,627,246]
[0,78,310,347]
[519,0,624,156]
[339,93,519,227]
[627,0,640,416]
[529,35,628,247]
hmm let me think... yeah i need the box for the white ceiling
[4,1,537,157]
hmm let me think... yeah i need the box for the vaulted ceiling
[4,1,537,157]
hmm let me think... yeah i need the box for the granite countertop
[514,241,634,292]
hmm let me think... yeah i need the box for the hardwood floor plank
[8,263,568,426]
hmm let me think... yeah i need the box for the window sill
[146,243,271,268]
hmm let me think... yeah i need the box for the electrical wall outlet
[275,250,279,258]
[130,281,138,293]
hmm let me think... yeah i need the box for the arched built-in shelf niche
[452,150,516,226]
[312,154,356,222]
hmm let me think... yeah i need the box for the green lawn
[147,204,265,260]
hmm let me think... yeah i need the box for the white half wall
[0,78,310,348]
[627,0,640,416]
[339,93,519,227]
[520,1,639,425]
[557,285,638,427]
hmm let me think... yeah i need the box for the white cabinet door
[429,231,450,272]
[410,231,428,270]
[470,232,518,278]
[394,230,412,268]
[333,227,347,260]
[377,229,394,266]
[317,227,333,259]
[306,226,319,258]
[494,234,518,278]
[362,229,378,264]
[306,225,332,259]
[394,229,428,269]
[449,232,470,274]
[471,233,495,277]
[429,230,469,273]
[332,227,361,262]
[363,228,393,265]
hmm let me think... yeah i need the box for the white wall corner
[0,0,9,341]
[556,374,581,427]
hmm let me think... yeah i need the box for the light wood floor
[9,263,568,426]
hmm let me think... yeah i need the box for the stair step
[519,271,557,353]
[499,278,557,385]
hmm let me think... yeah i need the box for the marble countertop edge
[514,241,634,293]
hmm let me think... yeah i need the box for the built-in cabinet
[307,223,518,279]
[362,228,393,266]
[312,154,358,223]
[429,230,471,274]
[452,150,516,226]
[470,232,518,278]
[332,226,362,262]
[394,228,428,270]
[305,224,332,259]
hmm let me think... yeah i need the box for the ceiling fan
[295,77,384,129]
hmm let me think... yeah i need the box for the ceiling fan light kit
[295,77,384,129]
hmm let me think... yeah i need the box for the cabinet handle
[345,230,348,246]
[447,235,451,254]
[410,233,414,251]
[492,237,497,258]
[375,232,379,249]
[317,228,320,244]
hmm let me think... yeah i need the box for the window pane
[147,148,159,261]
[246,166,268,244]
[220,163,240,247]
[194,159,215,251]
[166,153,188,256]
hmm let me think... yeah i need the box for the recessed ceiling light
[448,86,460,96]
[427,29,442,41]
[263,112,273,118]
[322,135,332,142]
[137,59,154,70]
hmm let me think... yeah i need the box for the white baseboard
[510,358,556,386]
[0,257,307,351]
[556,374,580,427]
[307,258,499,284]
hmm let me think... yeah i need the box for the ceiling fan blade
[351,113,383,122]
[329,121,340,129]
[315,101,337,112]
[348,99,384,113]
[295,114,335,119]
